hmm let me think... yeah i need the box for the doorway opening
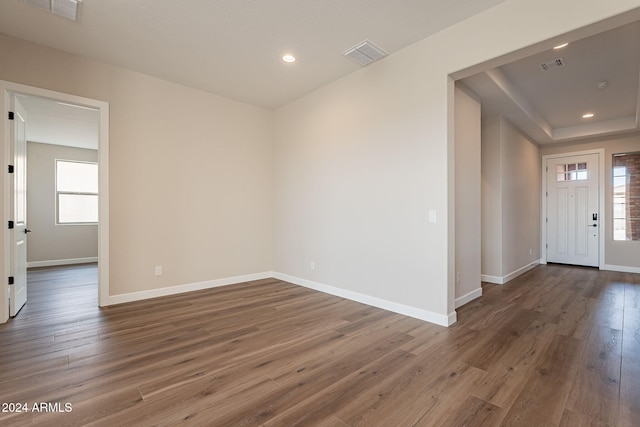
[1,81,109,324]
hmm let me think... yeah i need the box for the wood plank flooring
[0,263,639,426]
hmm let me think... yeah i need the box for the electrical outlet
[310,261,315,270]
[155,265,162,276]
[456,272,461,284]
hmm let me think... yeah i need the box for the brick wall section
[614,152,640,240]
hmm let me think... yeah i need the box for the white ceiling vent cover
[22,0,79,21]
[539,57,565,72]
[344,40,388,66]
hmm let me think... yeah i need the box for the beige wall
[481,116,503,277]
[27,142,98,264]
[273,48,453,323]
[481,116,540,282]
[454,85,482,304]
[501,118,541,276]
[0,33,273,297]
[541,133,640,269]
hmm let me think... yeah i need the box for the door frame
[540,148,604,267]
[1,80,110,323]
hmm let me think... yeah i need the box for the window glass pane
[613,194,626,205]
[613,218,627,240]
[613,206,625,218]
[556,162,588,181]
[58,194,98,223]
[56,161,98,193]
[613,175,627,188]
[613,166,626,177]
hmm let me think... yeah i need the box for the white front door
[9,96,28,316]
[546,153,599,267]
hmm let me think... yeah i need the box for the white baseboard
[480,274,503,284]
[28,257,98,268]
[273,272,456,327]
[601,264,640,274]
[106,272,273,306]
[106,270,459,327]
[482,260,539,285]
[455,287,482,308]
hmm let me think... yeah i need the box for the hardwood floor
[0,263,638,426]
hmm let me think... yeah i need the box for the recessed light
[553,43,569,50]
[282,54,296,63]
[582,113,595,119]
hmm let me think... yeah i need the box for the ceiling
[16,95,99,149]
[461,21,640,145]
[0,0,507,109]
[1,1,639,147]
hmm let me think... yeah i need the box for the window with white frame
[613,152,640,241]
[56,160,98,224]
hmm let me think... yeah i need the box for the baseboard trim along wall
[455,287,483,309]
[107,272,273,306]
[106,270,458,326]
[601,264,640,274]
[27,257,98,268]
[481,260,540,285]
[480,274,503,285]
[273,272,456,327]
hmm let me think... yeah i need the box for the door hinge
[8,165,14,173]
[8,111,14,120]
[8,221,14,229]
[546,244,548,249]
[8,276,14,285]
[546,217,548,223]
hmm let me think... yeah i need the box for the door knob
[24,229,32,233]
[590,224,597,227]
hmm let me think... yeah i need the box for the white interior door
[546,153,599,267]
[9,96,28,317]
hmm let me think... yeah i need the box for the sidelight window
[613,152,640,241]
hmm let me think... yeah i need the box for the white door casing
[546,153,600,267]
[9,96,28,316]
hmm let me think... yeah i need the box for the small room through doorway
[22,94,99,314]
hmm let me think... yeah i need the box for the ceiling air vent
[539,57,565,72]
[343,40,388,66]
[22,0,80,21]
